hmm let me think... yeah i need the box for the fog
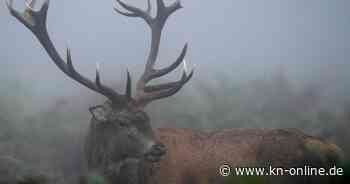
[1,0,350,182]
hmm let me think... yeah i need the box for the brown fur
[140,128,344,184]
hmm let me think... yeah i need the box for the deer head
[7,0,193,165]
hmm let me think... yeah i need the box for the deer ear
[89,105,108,122]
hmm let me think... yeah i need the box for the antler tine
[155,0,182,22]
[8,0,128,105]
[167,0,182,15]
[144,69,194,93]
[146,0,151,14]
[114,0,153,25]
[141,70,194,102]
[148,43,188,79]
[125,69,132,99]
[124,0,193,106]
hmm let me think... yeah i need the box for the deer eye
[134,112,147,121]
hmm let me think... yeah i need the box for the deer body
[141,128,343,184]
[7,0,344,184]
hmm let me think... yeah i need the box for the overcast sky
[1,0,350,108]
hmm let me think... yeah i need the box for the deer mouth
[144,143,167,162]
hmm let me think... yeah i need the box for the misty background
[1,0,350,182]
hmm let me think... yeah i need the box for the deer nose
[144,142,167,162]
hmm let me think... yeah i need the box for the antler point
[96,62,101,71]
[95,68,101,86]
[184,43,188,49]
[42,0,50,9]
[66,48,75,70]
[125,69,132,98]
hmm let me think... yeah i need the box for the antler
[114,0,194,107]
[7,0,131,106]
[8,0,193,109]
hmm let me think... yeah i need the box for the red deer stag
[7,0,344,184]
